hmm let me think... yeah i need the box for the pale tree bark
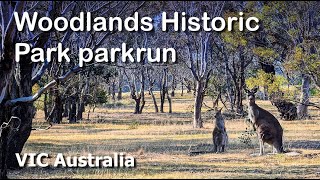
[124,68,145,114]
[297,74,311,119]
[169,1,225,128]
[186,34,214,128]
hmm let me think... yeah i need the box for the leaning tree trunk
[194,80,204,128]
[297,74,311,119]
[44,91,49,119]
[138,70,145,114]
[149,89,159,113]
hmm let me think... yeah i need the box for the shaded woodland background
[0,1,320,179]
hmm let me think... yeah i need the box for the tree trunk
[181,81,184,96]
[44,91,49,119]
[112,80,116,101]
[63,100,70,118]
[117,86,122,100]
[0,109,9,179]
[194,80,204,128]
[139,98,145,114]
[52,89,63,124]
[76,102,85,121]
[171,90,175,97]
[186,82,192,93]
[69,99,77,123]
[149,89,159,113]
[134,98,141,114]
[160,91,165,113]
[238,50,245,115]
[160,69,168,113]
[117,70,123,100]
[193,79,197,96]
[139,70,145,114]
[297,74,311,119]
[167,93,172,113]
[0,58,35,172]
[171,76,176,97]
[235,84,243,114]
[224,64,234,111]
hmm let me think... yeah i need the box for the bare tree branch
[5,66,81,106]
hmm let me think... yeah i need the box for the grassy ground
[8,92,320,179]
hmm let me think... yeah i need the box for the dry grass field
[8,92,320,179]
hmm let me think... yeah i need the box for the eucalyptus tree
[164,1,226,128]
[257,1,320,118]
[0,1,146,178]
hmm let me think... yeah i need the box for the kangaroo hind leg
[259,140,265,156]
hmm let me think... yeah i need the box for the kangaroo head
[244,86,258,105]
[214,107,223,118]
[214,108,225,129]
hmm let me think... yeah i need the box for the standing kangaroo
[212,108,228,153]
[245,87,285,155]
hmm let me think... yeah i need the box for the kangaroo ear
[252,86,259,93]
